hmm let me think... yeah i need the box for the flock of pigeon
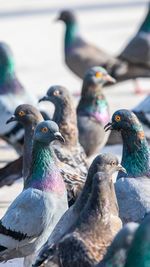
[0,4,149,267]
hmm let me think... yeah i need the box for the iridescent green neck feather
[65,22,79,52]
[0,56,15,85]
[119,127,150,178]
[24,141,65,193]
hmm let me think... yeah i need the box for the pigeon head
[39,85,71,106]
[88,153,126,178]
[0,42,15,82]
[104,109,144,133]
[105,109,150,178]
[84,66,116,87]
[6,104,43,126]
[39,85,78,146]
[56,10,76,24]
[34,120,65,145]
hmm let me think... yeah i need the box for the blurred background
[0,1,149,265]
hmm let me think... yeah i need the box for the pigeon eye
[41,127,48,133]
[95,72,103,78]
[53,90,60,96]
[18,111,25,116]
[115,115,121,122]
[111,161,116,166]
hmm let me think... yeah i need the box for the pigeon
[124,214,150,267]
[118,3,150,93]
[6,104,44,179]
[56,10,126,81]
[0,120,68,267]
[4,104,85,206]
[119,4,150,68]
[53,170,123,267]
[104,109,150,223]
[0,42,38,154]
[97,222,139,267]
[33,153,125,267]
[39,85,87,177]
[77,66,115,156]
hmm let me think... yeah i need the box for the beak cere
[117,164,127,174]
[6,115,16,124]
[54,132,65,143]
[39,96,49,103]
[104,122,113,132]
[104,74,116,84]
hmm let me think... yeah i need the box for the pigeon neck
[24,141,65,193]
[138,8,150,33]
[0,57,15,85]
[77,176,111,228]
[77,86,109,124]
[119,128,150,178]
[53,100,78,146]
[23,123,37,180]
[65,22,79,51]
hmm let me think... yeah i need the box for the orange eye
[95,72,103,78]
[53,90,60,96]
[18,111,25,116]
[41,127,48,133]
[115,115,121,122]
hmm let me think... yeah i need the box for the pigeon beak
[104,74,116,84]
[6,115,16,124]
[104,122,113,132]
[54,132,65,143]
[117,164,127,174]
[39,96,50,103]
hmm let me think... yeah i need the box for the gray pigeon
[52,170,123,267]
[33,153,124,267]
[105,109,150,223]
[0,120,68,267]
[97,222,139,267]
[0,42,38,154]
[118,4,150,68]
[118,3,150,93]
[77,66,115,156]
[56,10,126,81]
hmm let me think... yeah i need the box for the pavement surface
[0,0,149,266]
